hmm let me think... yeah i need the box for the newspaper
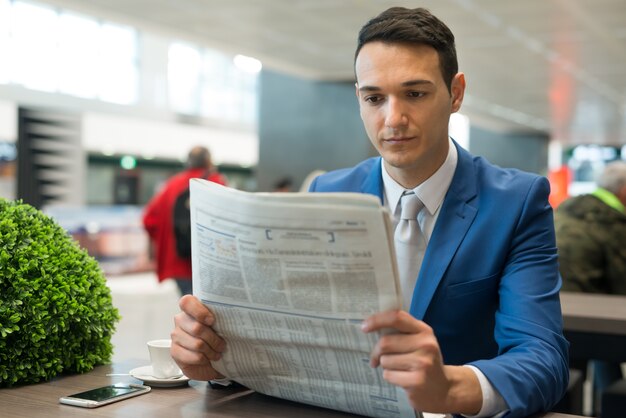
[190,179,418,418]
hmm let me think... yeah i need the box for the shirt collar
[382,138,458,216]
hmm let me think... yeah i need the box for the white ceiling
[39,0,626,145]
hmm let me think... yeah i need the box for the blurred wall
[257,70,372,192]
[469,126,550,175]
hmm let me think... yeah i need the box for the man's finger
[172,325,223,361]
[179,294,216,327]
[361,309,430,334]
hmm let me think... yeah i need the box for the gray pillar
[257,70,373,192]
[469,125,549,175]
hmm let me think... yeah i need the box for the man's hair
[355,7,458,92]
[187,146,212,169]
[597,161,626,194]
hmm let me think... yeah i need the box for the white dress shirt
[381,138,508,418]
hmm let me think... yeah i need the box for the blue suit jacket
[309,142,569,417]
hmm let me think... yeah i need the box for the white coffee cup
[147,339,182,379]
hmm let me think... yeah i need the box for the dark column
[17,107,83,208]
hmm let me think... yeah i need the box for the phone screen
[68,384,143,401]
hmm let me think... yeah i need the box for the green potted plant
[0,199,120,387]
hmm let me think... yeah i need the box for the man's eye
[364,96,382,104]
[408,91,426,98]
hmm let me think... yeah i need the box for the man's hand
[361,310,482,415]
[170,295,226,381]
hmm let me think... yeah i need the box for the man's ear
[450,73,466,113]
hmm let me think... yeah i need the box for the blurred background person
[554,160,626,414]
[142,145,227,296]
[555,161,626,294]
[272,176,293,192]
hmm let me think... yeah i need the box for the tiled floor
[106,272,182,365]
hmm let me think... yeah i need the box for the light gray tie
[394,191,426,310]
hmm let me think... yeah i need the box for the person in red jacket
[143,146,227,295]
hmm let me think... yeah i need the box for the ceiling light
[233,54,262,74]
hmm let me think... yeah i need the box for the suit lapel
[409,144,479,319]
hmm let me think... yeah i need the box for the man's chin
[381,154,418,170]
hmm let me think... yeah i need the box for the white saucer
[129,365,190,387]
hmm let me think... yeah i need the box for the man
[554,161,626,412]
[143,146,227,296]
[170,8,569,417]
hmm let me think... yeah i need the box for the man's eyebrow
[402,79,433,87]
[358,79,434,92]
[358,85,381,93]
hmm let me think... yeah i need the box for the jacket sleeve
[469,177,570,417]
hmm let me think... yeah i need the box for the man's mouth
[383,136,414,143]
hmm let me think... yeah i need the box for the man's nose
[384,98,408,128]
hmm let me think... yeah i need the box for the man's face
[355,41,465,188]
